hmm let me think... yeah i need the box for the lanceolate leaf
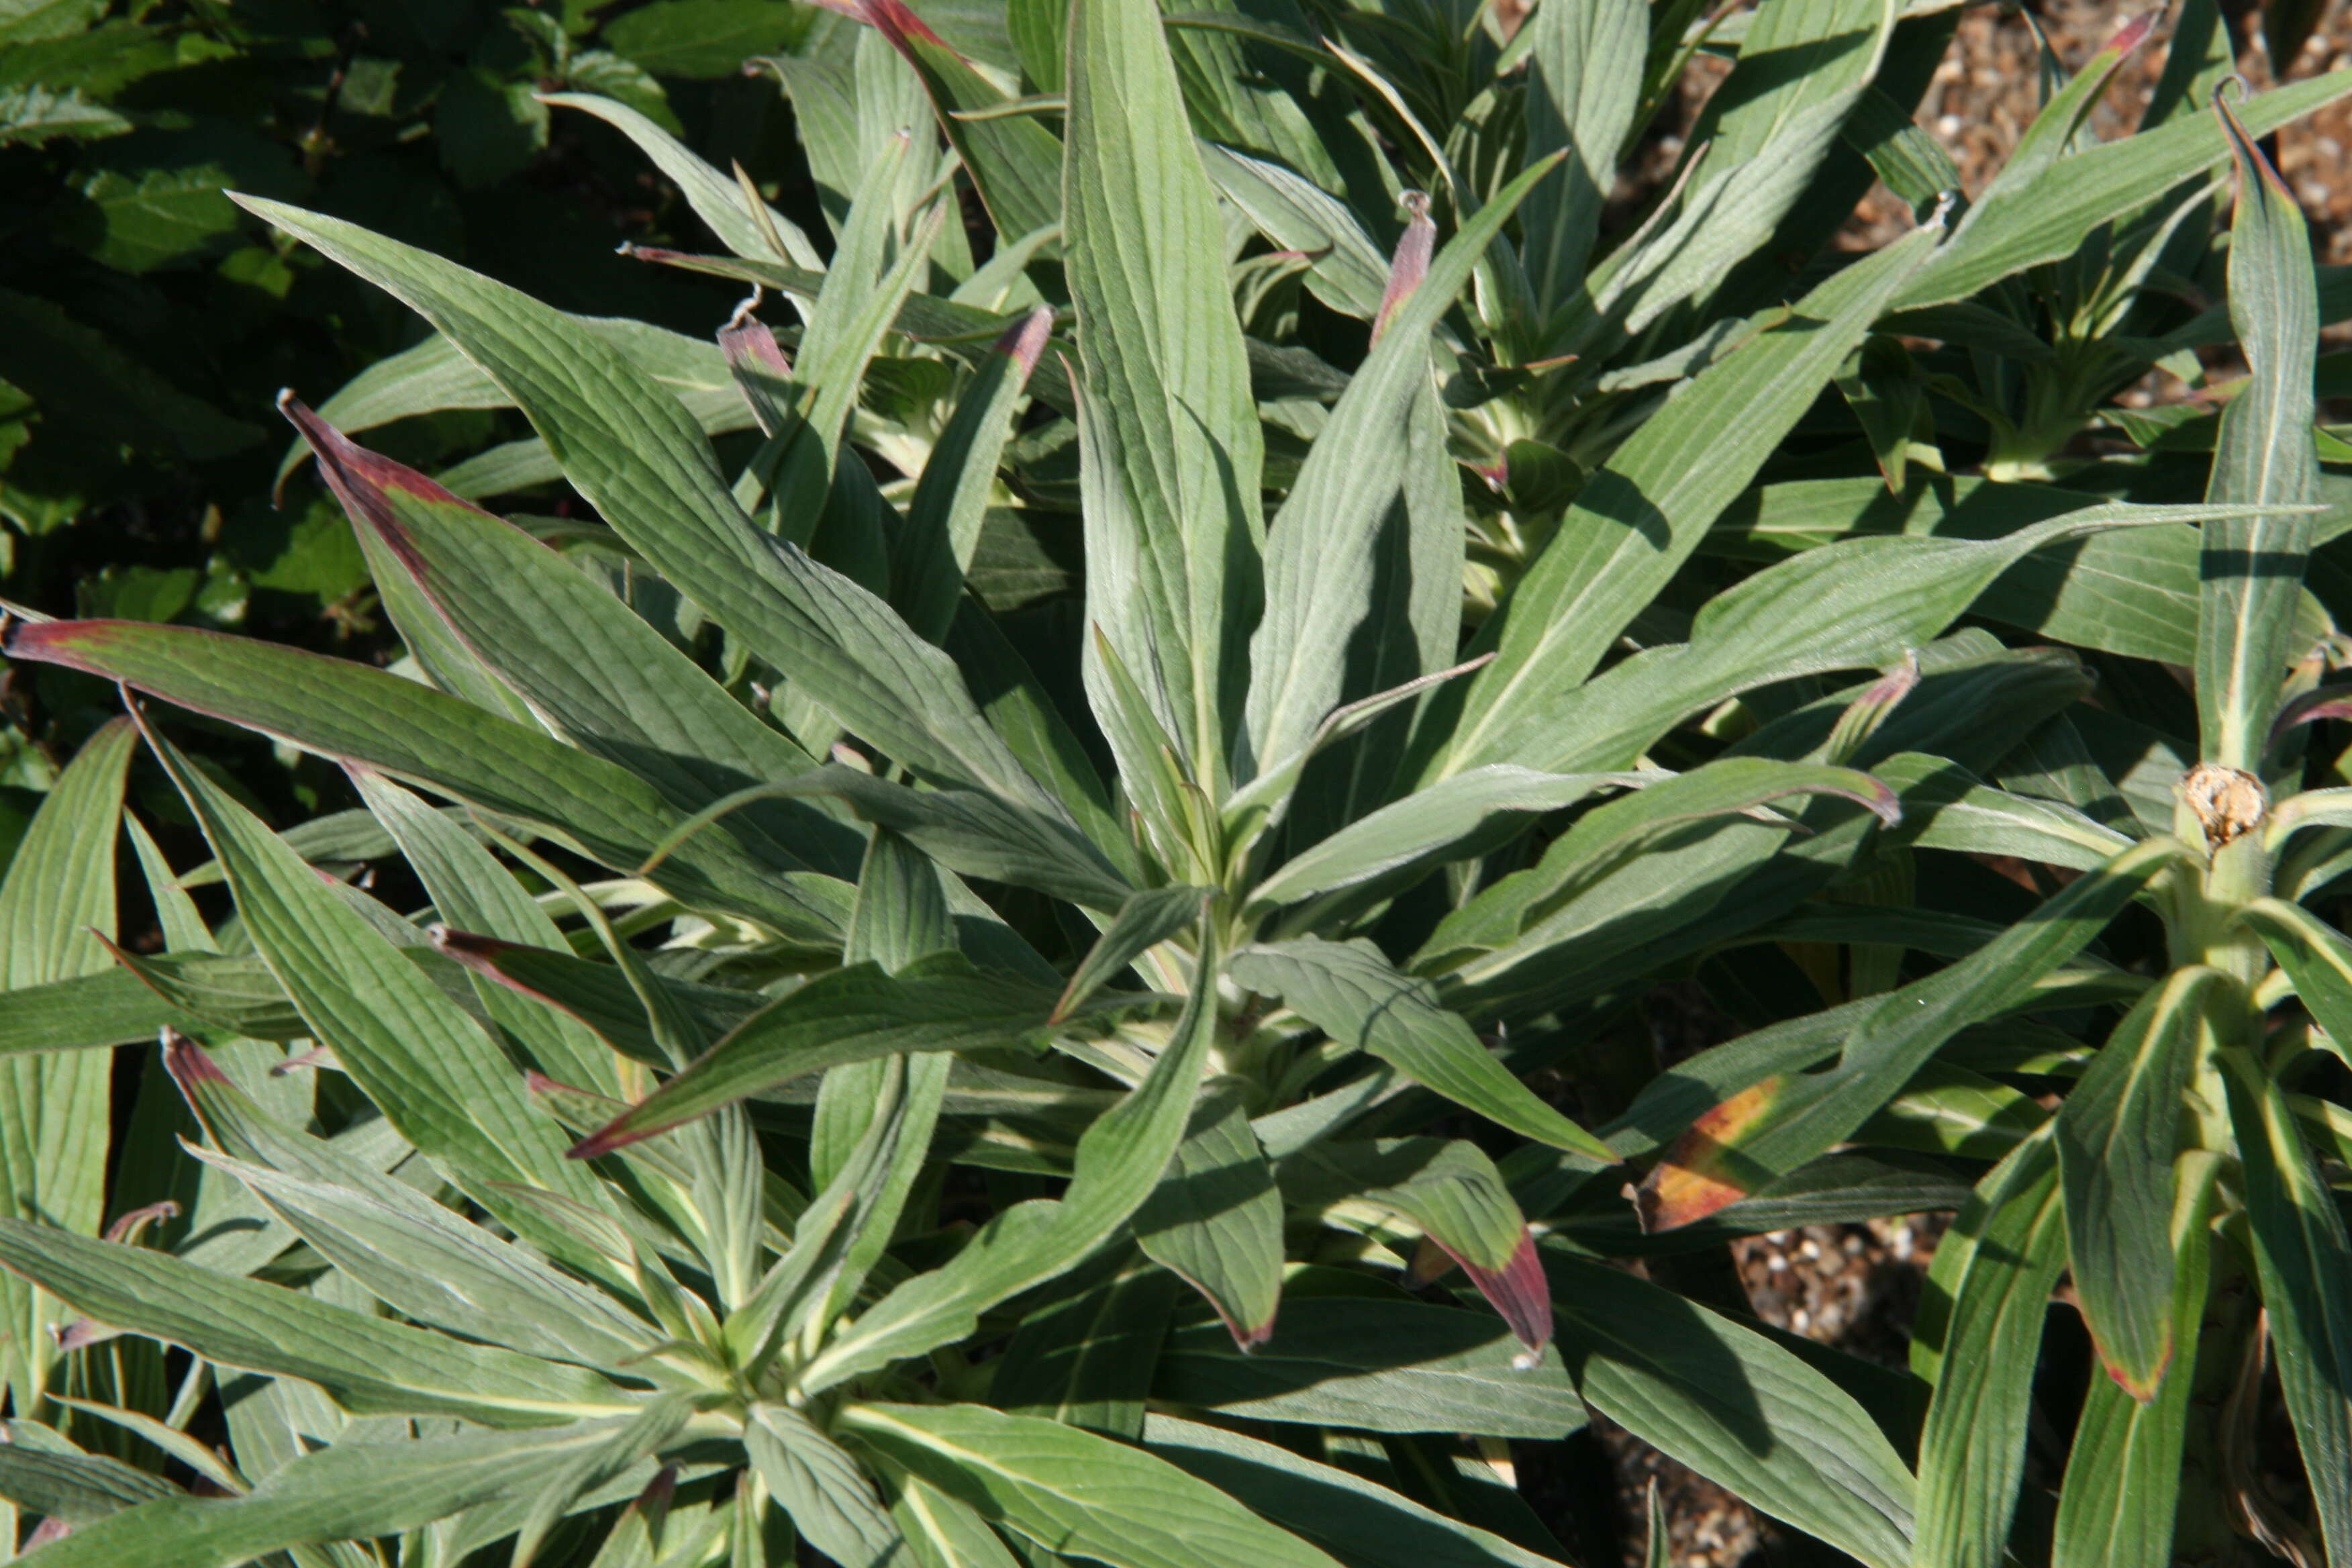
[2053,966,2220,1400]
[570,956,1081,1154]
[1246,766,1655,919]
[1423,758,1900,975]
[897,309,1054,644]
[1898,69,2352,310]
[1151,1297,1583,1436]
[350,769,621,1097]
[2050,1155,2218,1568]
[231,196,1060,819]
[1543,1250,1916,1568]
[1134,1096,1285,1349]
[288,401,861,888]
[859,0,1061,240]
[0,718,134,1414]
[1429,218,1945,781]
[140,718,617,1236]
[541,93,821,268]
[1638,836,2183,1229]
[4,1422,640,1568]
[746,1404,911,1568]
[800,925,1223,1393]
[1519,0,1644,312]
[1054,887,1205,1023]
[1142,1414,1565,1568]
[1230,938,1616,1160]
[2196,95,2321,770]
[2223,1051,2352,1566]
[837,1403,1345,1568]
[1279,1138,1549,1351]
[0,1219,630,1427]
[0,619,839,940]
[0,963,266,1056]
[1528,501,2267,777]
[989,1253,1176,1438]
[2243,897,2352,1060]
[1246,153,1563,770]
[1912,1133,2070,1568]
[0,1443,180,1526]
[1067,0,1265,791]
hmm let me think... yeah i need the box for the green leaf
[801,923,1222,1393]
[277,315,748,495]
[642,765,1129,914]
[1152,1296,1583,1437]
[232,197,1061,820]
[1142,1414,1564,1568]
[350,769,623,1097]
[571,956,1079,1153]
[893,1470,1024,1568]
[1900,69,2352,309]
[859,0,1061,240]
[1134,1095,1284,1348]
[836,1403,1344,1568]
[1279,1138,1549,1349]
[1912,1132,2069,1568]
[1229,938,1615,1160]
[0,619,834,940]
[509,1396,697,1568]
[9,1422,638,1568]
[429,932,763,1067]
[2222,1051,2352,1566]
[0,1438,179,1524]
[1528,498,2271,778]
[1520,0,1644,311]
[0,84,126,145]
[291,402,860,893]
[1247,766,1653,920]
[1430,218,1945,781]
[0,717,132,1412]
[2049,1156,2216,1568]
[1206,147,1389,321]
[1637,836,2183,1229]
[897,309,1054,644]
[2053,967,2219,1400]
[1875,753,2135,871]
[989,1253,1175,1438]
[1054,887,1204,1022]
[746,1404,910,1568]
[603,0,801,79]
[0,964,256,1057]
[2243,897,2352,1063]
[1543,1249,1916,1568]
[1246,154,1562,769]
[193,1139,650,1367]
[0,1218,630,1426]
[2196,95,2322,771]
[138,716,617,1235]
[543,91,818,264]
[1066,0,1264,792]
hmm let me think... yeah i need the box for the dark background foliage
[0,0,819,834]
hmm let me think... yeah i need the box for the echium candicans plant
[0,0,2348,1563]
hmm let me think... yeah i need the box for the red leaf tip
[858,0,954,54]
[996,306,1055,379]
[1461,1230,1553,1355]
[2102,11,2156,56]
[163,1033,232,1089]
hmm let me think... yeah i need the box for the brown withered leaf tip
[1636,1075,1787,1232]
[2182,762,2265,852]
